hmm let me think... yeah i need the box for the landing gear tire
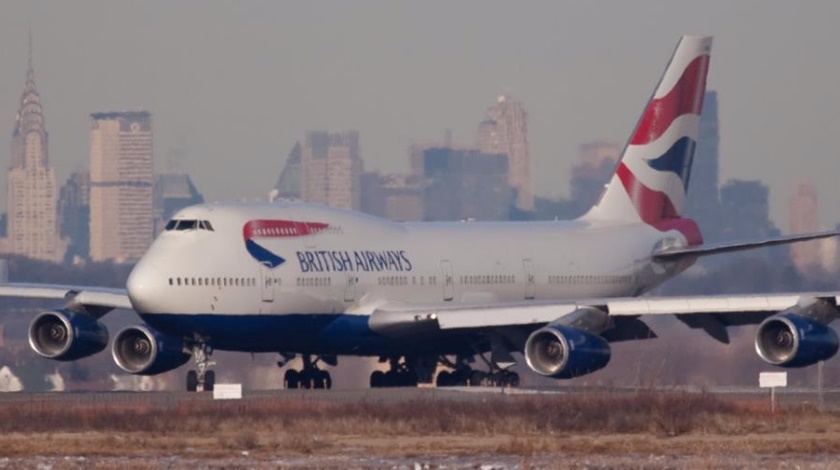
[318,370,332,389]
[186,370,198,392]
[435,370,452,387]
[369,357,420,388]
[469,370,487,387]
[204,370,216,392]
[370,370,385,388]
[502,371,520,387]
[284,369,300,389]
[281,355,332,390]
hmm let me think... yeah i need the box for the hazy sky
[1,1,840,230]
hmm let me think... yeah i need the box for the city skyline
[2,2,840,231]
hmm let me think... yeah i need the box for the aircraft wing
[0,283,132,316]
[368,293,838,344]
[653,230,840,261]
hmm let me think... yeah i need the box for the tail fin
[587,35,712,224]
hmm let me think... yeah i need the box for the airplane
[8,35,840,392]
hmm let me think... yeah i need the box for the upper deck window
[164,219,215,232]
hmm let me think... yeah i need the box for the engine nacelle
[755,312,839,368]
[28,310,108,361]
[524,325,611,379]
[112,325,190,375]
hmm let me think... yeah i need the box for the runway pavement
[0,385,839,409]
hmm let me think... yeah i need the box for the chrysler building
[6,36,62,262]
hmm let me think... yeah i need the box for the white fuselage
[126,202,691,325]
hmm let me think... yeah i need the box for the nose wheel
[185,342,215,392]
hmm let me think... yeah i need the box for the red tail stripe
[616,164,702,244]
[630,54,710,146]
[616,163,679,224]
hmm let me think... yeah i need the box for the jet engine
[755,312,839,368]
[524,324,611,379]
[28,310,108,361]
[112,325,190,375]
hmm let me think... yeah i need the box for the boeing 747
[8,36,840,391]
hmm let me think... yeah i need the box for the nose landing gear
[185,342,215,392]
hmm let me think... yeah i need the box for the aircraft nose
[126,256,160,313]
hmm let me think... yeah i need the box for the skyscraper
[422,147,511,221]
[789,178,838,275]
[6,37,62,262]
[685,91,721,241]
[300,131,363,210]
[477,95,533,211]
[89,111,154,263]
[58,171,90,263]
[719,179,777,241]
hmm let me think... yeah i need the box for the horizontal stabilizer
[653,230,840,261]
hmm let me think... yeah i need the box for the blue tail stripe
[245,239,285,268]
[645,136,696,190]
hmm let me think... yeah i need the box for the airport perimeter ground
[2,387,840,469]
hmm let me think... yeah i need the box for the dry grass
[1,391,840,459]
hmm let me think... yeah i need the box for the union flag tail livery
[588,36,712,227]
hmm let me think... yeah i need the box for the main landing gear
[366,355,519,388]
[434,355,520,388]
[369,357,422,388]
[282,354,333,389]
[186,342,216,392]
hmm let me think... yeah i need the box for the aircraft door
[294,221,317,248]
[260,262,274,303]
[523,259,536,300]
[441,260,454,301]
[344,272,357,303]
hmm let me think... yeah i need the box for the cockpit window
[164,219,215,232]
[177,220,197,230]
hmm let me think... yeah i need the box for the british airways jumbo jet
[8,36,840,392]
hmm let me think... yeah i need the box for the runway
[1,385,839,409]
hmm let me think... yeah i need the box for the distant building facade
[88,111,154,263]
[360,172,424,222]
[299,131,363,210]
[5,41,62,262]
[719,179,777,241]
[58,171,90,263]
[476,95,533,211]
[570,141,620,217]
[421,147,511,221]
[789,178,838,275]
